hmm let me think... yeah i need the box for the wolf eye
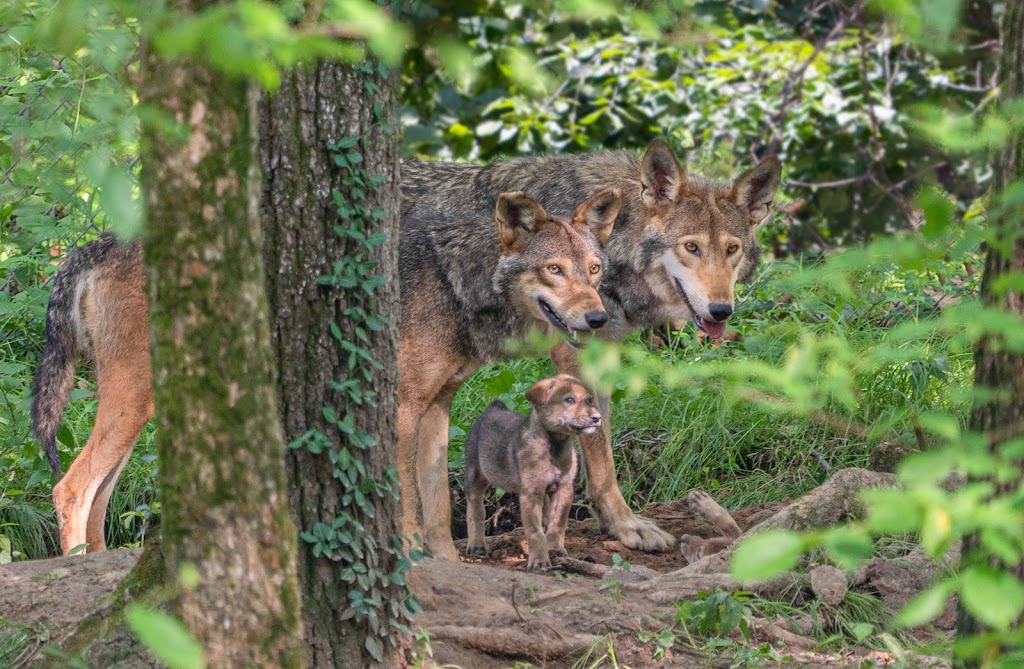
[726,244,739,255]
[585,397,594,405]
[565,396,575,405]
[684,242,700,256]
[548,264,562,275]
[589,263,601,274]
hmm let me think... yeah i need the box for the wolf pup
[403,141,781,555]
[464,374,600,571]
[399,188,621,560]
[678,490,743,564]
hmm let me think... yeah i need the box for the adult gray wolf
[398,188,621,559]
[402,140,782,558]
[463,374,599,571]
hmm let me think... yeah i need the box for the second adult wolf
[464,374,600,571]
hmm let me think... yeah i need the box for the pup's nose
[708,303,733,322]
[585,311,609,329]
[591,414,601,425]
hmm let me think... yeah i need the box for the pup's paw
[549,548,568,559]
[527,556,552,572]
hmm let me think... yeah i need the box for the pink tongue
[701,319,727,340]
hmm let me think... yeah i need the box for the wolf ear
[572,187,621,245]
[731,156,782,226]
[525,379,555,406]
[496,191,547,252]
[640,139,686,206]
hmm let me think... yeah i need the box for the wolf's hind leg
[56,369,151,555]
[687,490,742,539]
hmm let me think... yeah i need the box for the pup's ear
[640,139,686,206]
[730,156,782,227]
[572,187,621,246]
[524,378,554,406]
[496,191,547,252]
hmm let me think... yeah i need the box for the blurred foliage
[401,0,998,247]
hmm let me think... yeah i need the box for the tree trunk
[139,3,305,665]
[957,1,1024,663]
[259,59,413,666]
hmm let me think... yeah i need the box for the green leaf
[823,526,873,570]
[730,530,807,582]
[919,505,953,558]
[125,605,206,669]
[895,581,952,628]
[960,565,1024,630]
[918,187,955,241]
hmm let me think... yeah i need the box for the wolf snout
[584,310,609,329]
[589,413,601,425]
[708,303,733,322]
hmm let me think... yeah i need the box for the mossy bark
[259,60,405,667]
[956,1,1024,663]
[138,2,305,666]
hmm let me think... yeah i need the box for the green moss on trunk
[138,2,305,666]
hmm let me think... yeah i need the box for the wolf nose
[585,311,609,329]
[591,414,601,425]
[708,303,733,322]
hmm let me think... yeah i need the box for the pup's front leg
[545,456,577,559]
[464,466,489,556]
[520,492,550,571]
[544,480,573,559]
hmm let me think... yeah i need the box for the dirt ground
[1,485,947,668]
[452,497,790,575]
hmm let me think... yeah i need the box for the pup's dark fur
[463,374,600,571]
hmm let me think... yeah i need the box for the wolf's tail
[31,233,119,478]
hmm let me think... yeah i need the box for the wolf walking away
[402,140,782,556]
[31,236,152,554]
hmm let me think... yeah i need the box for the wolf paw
[548,548,568,559]
[686,490,718,518]
[465,544,488,557]
[607,513,675,552]
[527,556,552,572]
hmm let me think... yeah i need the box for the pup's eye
[548,264,562,275]
[590,263,601,274]
[564,396,575,405]
[726,244,739,255]
[585,397,594,405]
[684,242,700,255]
